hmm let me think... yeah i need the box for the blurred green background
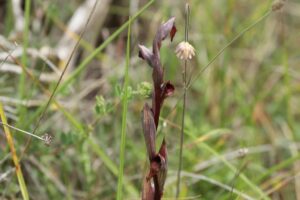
[1,0,300,199]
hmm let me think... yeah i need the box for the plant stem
[116,17,131,200]
[0,122,46,142]
[17,0,31,127]
[176,3,189,198]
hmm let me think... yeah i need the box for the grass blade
[89,138,138,196]
[0,102,29,200]
[116,17,131,200]
[18,0,31,125]
[193,139,269,200]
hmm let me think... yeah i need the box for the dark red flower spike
[139,17,176,200]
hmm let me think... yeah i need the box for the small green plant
[95,95,108,115]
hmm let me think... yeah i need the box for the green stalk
[116,17,131,200]
[89,138,138,196]
[18,0,31,125]
[4,0,13,36]
[256,153,300,184]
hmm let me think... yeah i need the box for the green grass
[116,17,131,200]
[17,0,31,128]
[1,0,300,199]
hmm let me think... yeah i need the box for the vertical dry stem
[176,3,190,198]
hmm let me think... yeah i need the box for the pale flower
[175,41,195,60]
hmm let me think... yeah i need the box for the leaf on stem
[156,139,167,196]
[153,17,177,54]
[142,103,156,160]
[142,176,155,200]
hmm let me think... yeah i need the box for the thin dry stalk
[176,4,191,198]
[176,3,195,199]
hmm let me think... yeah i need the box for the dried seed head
[42,133,53,145]
[238,148,249,157]
[175,41,195,60]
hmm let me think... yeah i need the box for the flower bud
[137,82,152,98]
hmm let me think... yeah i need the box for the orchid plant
[138,17,177,200]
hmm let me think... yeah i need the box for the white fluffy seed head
[175,41,195,60]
